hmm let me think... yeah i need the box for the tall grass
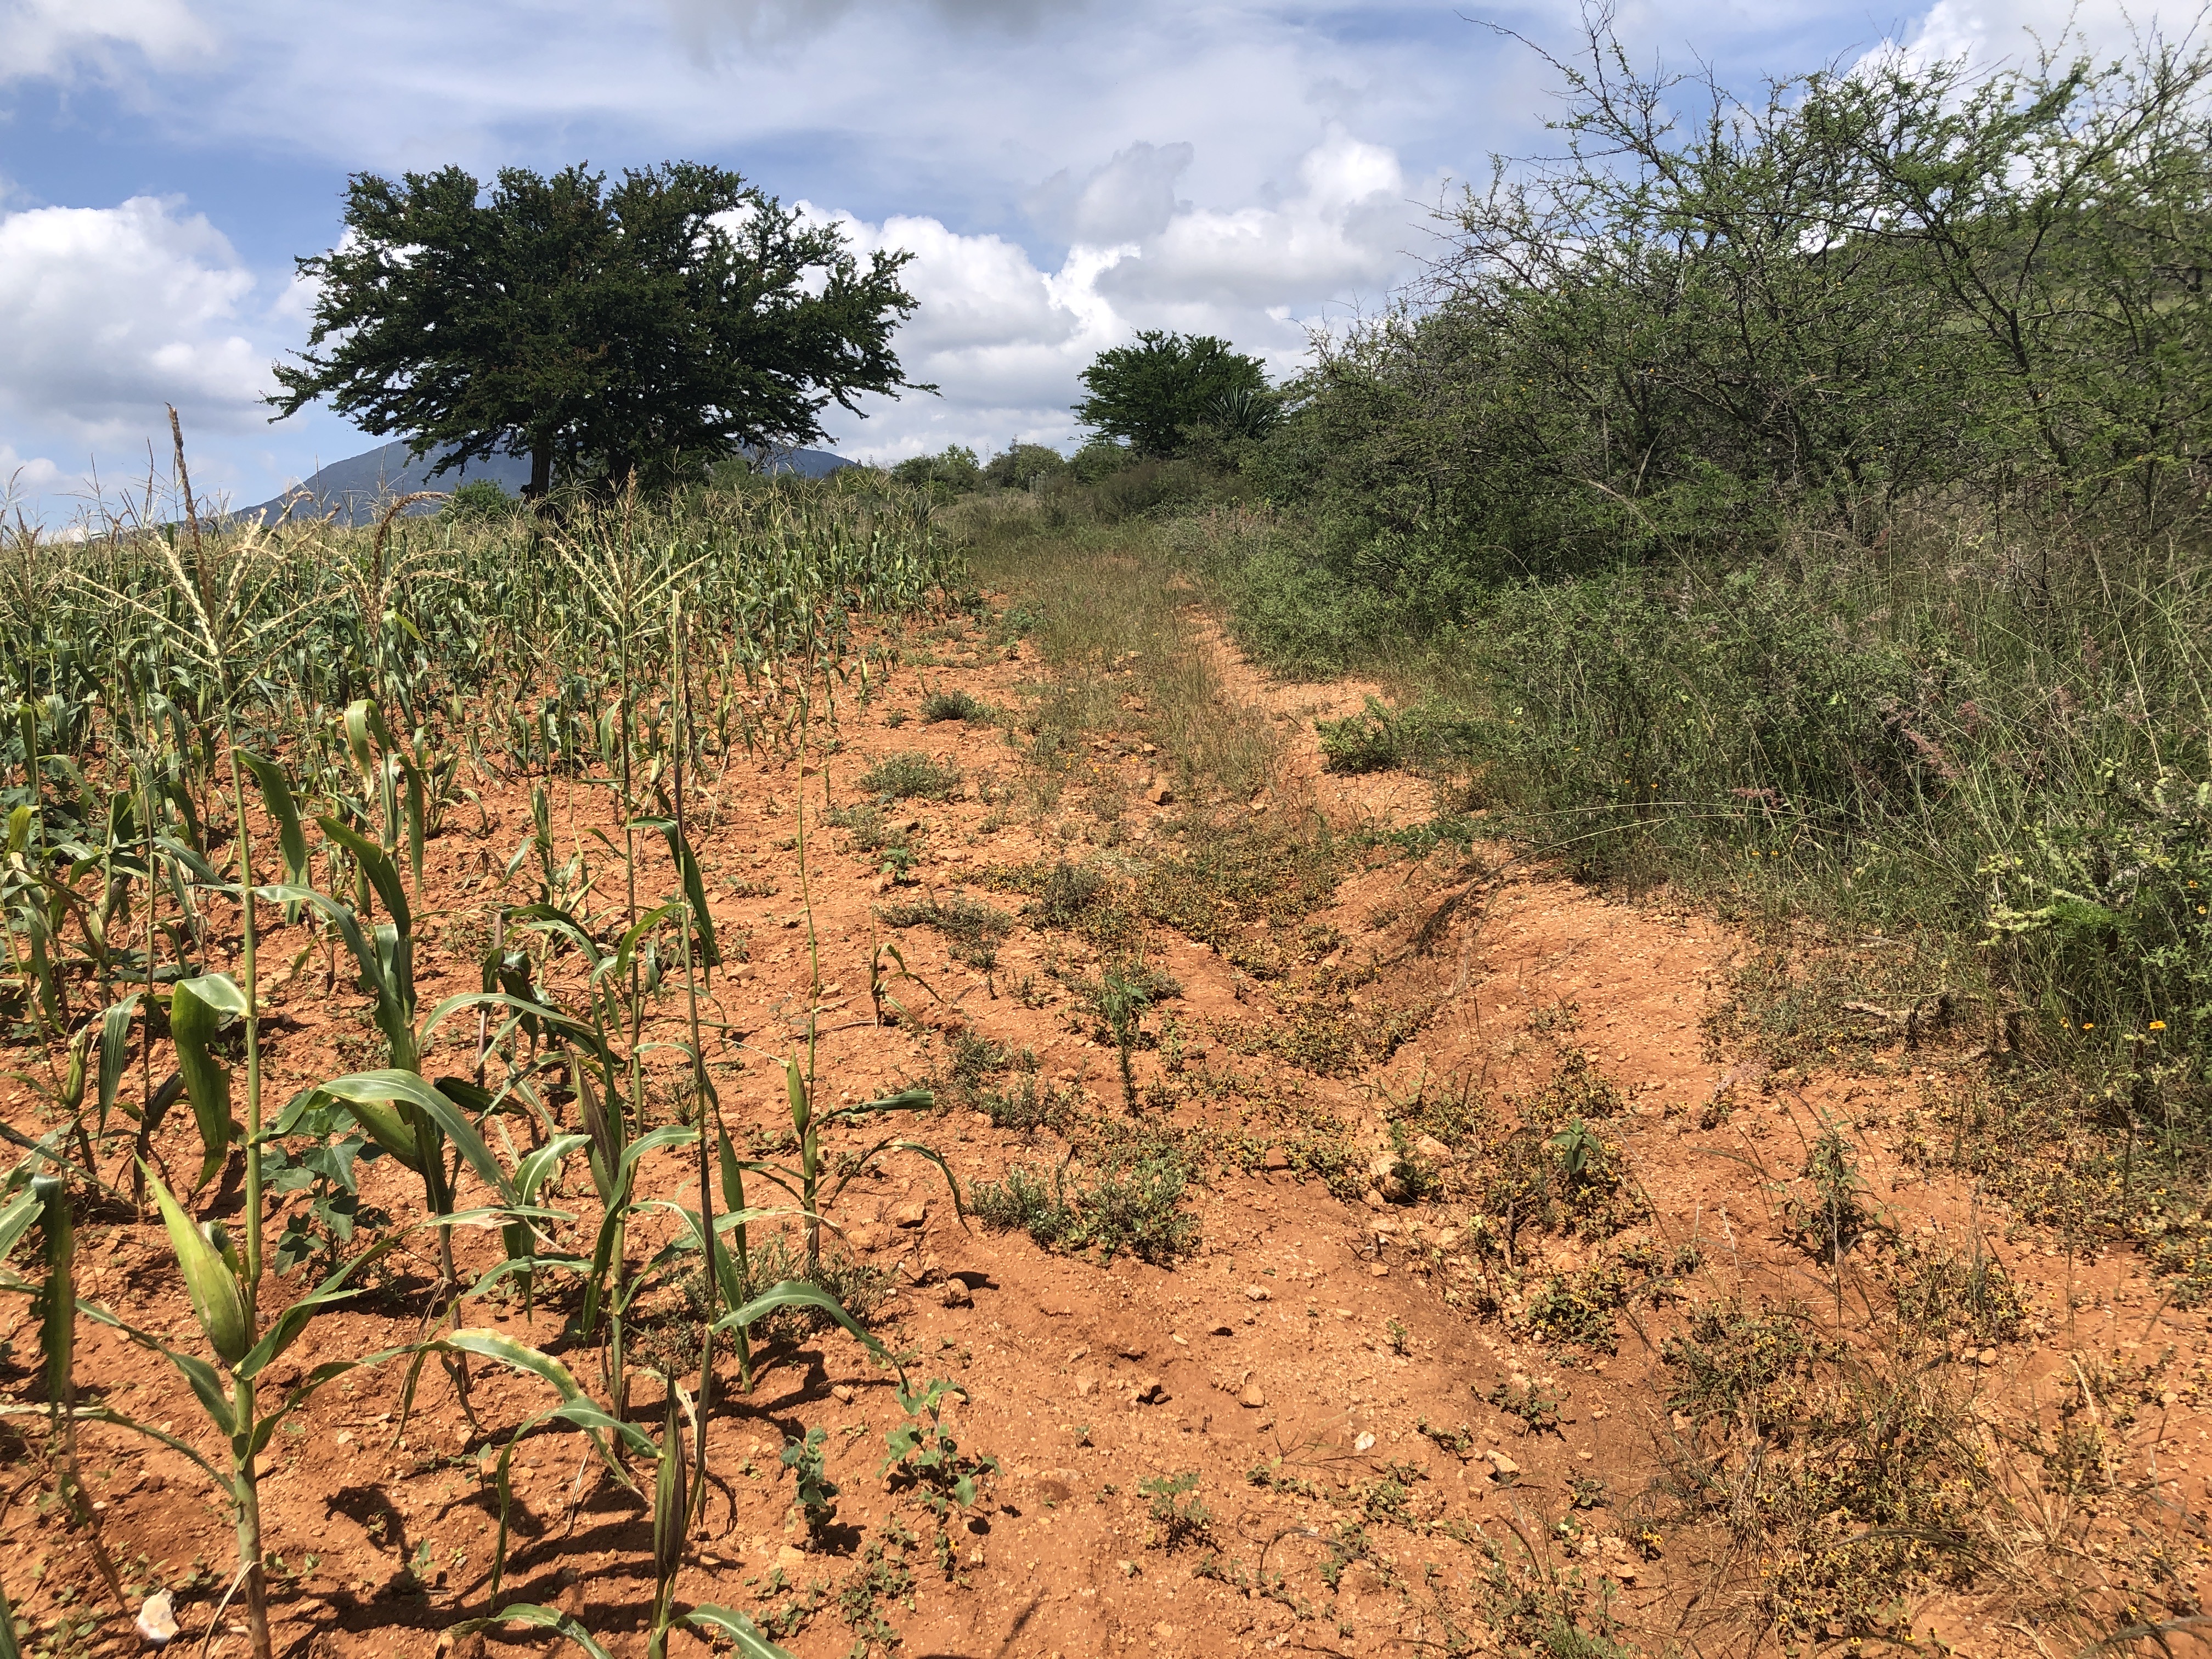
[1170,494,2211,1133]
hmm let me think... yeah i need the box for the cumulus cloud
[1027,140,1193,245]
[1890,0,2158,65]
[0,0,212,82]
[0,195,272,445]
[812,127,1420,460]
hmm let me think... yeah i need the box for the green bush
[919,687,992,724]
[443,478,520,520]
[857,751,962,801]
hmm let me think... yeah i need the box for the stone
[940,1280,974,1309]
[1240,1382,1266,1409]
[831,1385,856,1404]
[1133,1375,1167,1404]
[1075,1376,1097,1398]
[1146,779,1173,805]
[1244,1284,1272,1301]
[775,1544,810,1576]
[136,1591,179,1647]
[1483,1449,1520,1480]
[845,1224,884,1252]
[893,1202,928,1228]
[1413,1133,1453,1163]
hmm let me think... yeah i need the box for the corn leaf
[318,814,411,939]
[143,1164,250,1368]
[314,1071,510,1200]
[91,991,141,1142]
[451,1604,617,1659]
[236,750,310,891]
[30,1176,70,1415]
[170,974,245,1189]
[684,1606,797,1659]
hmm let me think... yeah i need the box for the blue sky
[0,0,2156,521]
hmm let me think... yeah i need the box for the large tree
[1073,330,1273,457]
[270,162,924,497]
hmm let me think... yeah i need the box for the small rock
[775,1543,810,1575]
[1670,1410,1695,1432]
[1362,1188,1386,1211]
[1117,1559,1139,1578]
[1483,1449,1520,1480]
[1075,1375,1097,1398]
[1412,1133,1453,1163]
[1146,780,1173,805]
[1154,1623,1174,1641]
[845,1224,884,1252]
[136,1590,179,1646]
[940,1281,974,1309]
[1133,1375,1167,1404]
[1370,1263,1390,1277]
[1239,1383,1266,1409]
[893,1202,928,1228]
[1353,1431,1377,1453]
[831,1385,856,1404]
[1244,1284,1272,1301]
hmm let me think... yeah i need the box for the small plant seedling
[781,1426,841,1544]
[1138,1470,1213,1550]
[1486,1375,1565,1436]
[882,1379,998,1518]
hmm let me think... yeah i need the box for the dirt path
[5,596,2208,1658]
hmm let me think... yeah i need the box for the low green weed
[860,751,963,801]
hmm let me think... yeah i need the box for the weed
[1521,1265,1629,1352]
[1138,1470,1214,1550]
[1418,1419,1476,1457]
[919,687,992,724]
[878,894,1013,971]
[1487,1374,1565,1435]
[969,1152,1199,1263]
[882,1379,997,1519]
[1785,1126,1878,1263]
[1887,1239,2029,1348]
[781,1426,840,1545]
[860,751,963,801]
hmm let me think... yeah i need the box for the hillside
[238,440,851,525]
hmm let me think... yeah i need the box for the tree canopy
[270,161,925,497]
[1073,330,1274,456]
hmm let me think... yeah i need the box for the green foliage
[882,1379,997,1516]
[890,445,982,494]
[857,751,962,801]
[969,1153,1198,1263]
[273,161,924,495]
[981,444,1070,490]
[781,1426,840,1543]
[1138,1469,1213,1549]
[442,478,518,520]
[918,686,992,724]
[1076,330,1274,458]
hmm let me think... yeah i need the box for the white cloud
[1881,0,2177,69]
[0,0,212,82]
[814,127,1421,461]
[0,195,272,444]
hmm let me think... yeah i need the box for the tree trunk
[526,441,552,501]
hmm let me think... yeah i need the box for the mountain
[237,439,854,526]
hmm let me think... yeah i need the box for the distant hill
[238,439,853,526]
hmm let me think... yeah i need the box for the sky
[0,0,2174,521]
